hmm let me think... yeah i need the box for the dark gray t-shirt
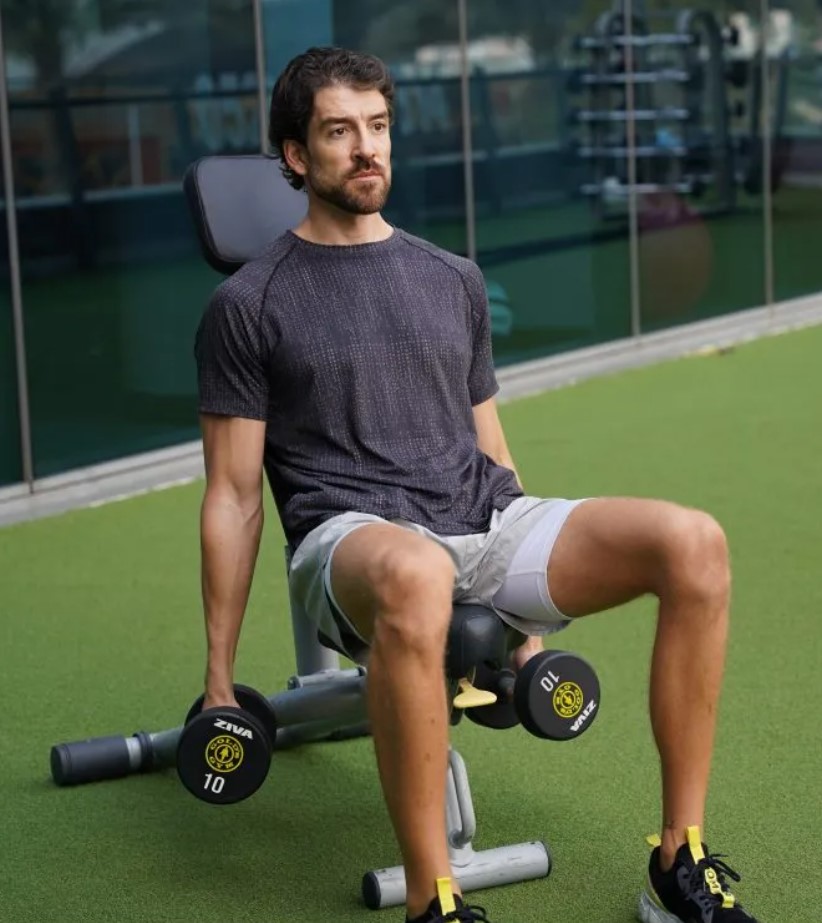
[194,227,522,547]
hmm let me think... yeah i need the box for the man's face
[298,84,392,214]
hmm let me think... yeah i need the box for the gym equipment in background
[568,0,789,221]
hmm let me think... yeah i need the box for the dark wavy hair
[268,46,395,191]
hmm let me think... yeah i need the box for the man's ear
[283,139,309,178]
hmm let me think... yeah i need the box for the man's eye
[332,127,346,136]
[373,122,386,132]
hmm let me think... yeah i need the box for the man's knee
[369,538,455,651]
[659,507,731,607]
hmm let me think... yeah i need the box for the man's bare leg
[525,497,731,869]
[330,524,458,918]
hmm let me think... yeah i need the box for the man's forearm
[492,448,523,491]
[200,492,264,697]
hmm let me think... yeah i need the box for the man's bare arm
[473,397,545,658]
[472,396,523,489]
[199,413,267,707]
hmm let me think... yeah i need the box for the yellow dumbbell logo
[206,735,244,773]
[553,681,583,719]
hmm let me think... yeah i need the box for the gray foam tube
[50,734,147,786]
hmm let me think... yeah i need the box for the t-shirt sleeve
[464,263,500,406]
[194,283,270,420]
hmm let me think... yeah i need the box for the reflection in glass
[634,0,766,332]
[770,1,822,301]
[463,1,633,365]
[3,0,258,477]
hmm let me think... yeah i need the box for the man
[194,46,759,923]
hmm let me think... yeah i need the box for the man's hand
[510,634,545,672]
[202,690,241,711]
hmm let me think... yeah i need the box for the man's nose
[353,127,378,161]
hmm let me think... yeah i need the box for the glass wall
[0,163,21,486]
[770,0,822,301]
[2,0,259,478]
[0,0,815,491]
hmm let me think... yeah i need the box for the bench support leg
[361,748,551,910]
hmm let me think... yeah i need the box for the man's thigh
[288,513,455,654]
[545,496,719,618]
[330,521,456,643]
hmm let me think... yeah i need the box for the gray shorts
[288,496,589,656]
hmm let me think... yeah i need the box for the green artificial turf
[2,324,821,922]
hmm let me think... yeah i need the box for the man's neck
[292,204,393,246]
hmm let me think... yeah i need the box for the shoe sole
[637,891,681,923]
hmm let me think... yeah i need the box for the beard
[307,164,392,215]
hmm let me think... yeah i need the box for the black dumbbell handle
[487,668,516,702]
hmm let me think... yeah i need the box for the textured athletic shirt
[194,227,522,548]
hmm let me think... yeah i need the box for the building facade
[1,0,821,494]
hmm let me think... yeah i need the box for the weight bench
[50,154,602,909]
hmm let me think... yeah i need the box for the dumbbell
[466,650,601,741]
[176,684,277,805]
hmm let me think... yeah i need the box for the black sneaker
[407,878,492,923]
[638,826,759,922]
